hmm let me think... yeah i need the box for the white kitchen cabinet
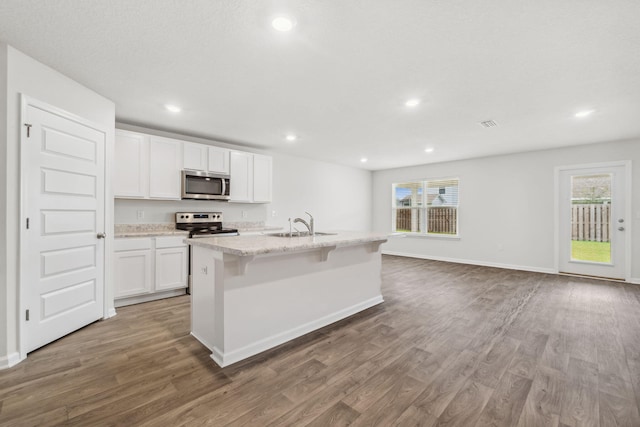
[114,130,182,200]
[114,129,268,202]
[154,237,188,291]
[149,137,182,199]
[114,236,188,307]
[253,154,273,203]
[183,143,230,175]
[208,146,230,174]
[229,151,253,202]
[113,238,153,298]
[114,130,149,198]
[229,151,272,203]
[183,142,208,171]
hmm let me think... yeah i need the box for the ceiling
[1,1,639,170]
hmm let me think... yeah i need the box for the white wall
[114,124,373,232]
[373,139,640,280]
[0,44,115,367]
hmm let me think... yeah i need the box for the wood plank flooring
[2,255,640,426]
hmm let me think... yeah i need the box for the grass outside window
[571,240,611,263]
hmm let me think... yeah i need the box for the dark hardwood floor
[2,255,640,426]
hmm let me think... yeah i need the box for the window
[392,178,459,236]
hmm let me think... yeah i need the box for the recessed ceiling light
[165,104,181,113]
[425,148,434,153]
[360,158,368,163]
[405,99,421,107]
[574,110,595,118]
[272,16,295,32]
[285,134,297,142]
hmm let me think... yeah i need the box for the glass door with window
[558,164,627,279]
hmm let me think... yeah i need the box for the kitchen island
[186,231,387,367]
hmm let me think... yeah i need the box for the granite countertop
[185,231,388,257]
[114,222,283,238]
[114,223,188,238]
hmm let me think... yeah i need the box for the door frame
[554,160,632,281]
[18,95,113,361]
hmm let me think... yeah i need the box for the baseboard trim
[630,278,640,285]
[114,289,186,307]
[0,352,23,370]
[382,251,556,275]
[209,295,384,368]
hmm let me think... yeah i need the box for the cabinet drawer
[115,237,152,252]
[155,236,187,249]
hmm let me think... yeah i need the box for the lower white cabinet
[114,236,187,307]
[155,242,188,291]
[113,239,152,298]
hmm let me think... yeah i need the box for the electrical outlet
[136,210,145,220]
[272,210,277,217]
[242,210,248,219]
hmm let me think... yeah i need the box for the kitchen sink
[266,231,337,237]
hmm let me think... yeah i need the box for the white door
[558,164,627,279]
[23,102,106,352]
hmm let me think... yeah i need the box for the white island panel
[189,232,386,367]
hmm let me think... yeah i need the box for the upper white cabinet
[208,146,230,174]
[114,130,181,200]
[183,142,230,175]
[253,154,273,203]
[183,142,208,171]
[229,151,272,203]
[114,130,148,198]
[229,151,253,202]
[114,129,269,202]
[149,137,182,199]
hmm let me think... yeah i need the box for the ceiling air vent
[479,120,498,128]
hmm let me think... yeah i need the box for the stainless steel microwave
[181,170,230,200]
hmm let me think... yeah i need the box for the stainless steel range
[175,212,239,238]
[176,212,238,293]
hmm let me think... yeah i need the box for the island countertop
[185,231,387,257]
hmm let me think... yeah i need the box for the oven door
[182,170,230,200]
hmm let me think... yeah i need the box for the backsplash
[114,198,268,224]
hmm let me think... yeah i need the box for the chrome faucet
[293,212,314,236]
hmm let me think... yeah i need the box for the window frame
[391,177,460,238]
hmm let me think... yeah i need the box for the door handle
[618,227,625,231]
[97,232,106,239]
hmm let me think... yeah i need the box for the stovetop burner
[175,212,238,237]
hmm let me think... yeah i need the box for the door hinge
[26,218,29,229]
[24,123,32,138]
[26,309,30,321]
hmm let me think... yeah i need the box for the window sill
[389,232,461,241]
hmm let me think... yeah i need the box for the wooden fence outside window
[572,204,611,242]
[396,204,609,241]
[395,207,457,234]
